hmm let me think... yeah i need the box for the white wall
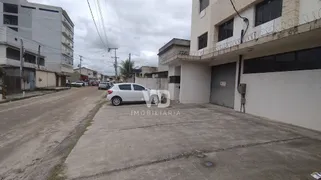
[190,0,213,52]
[299,0,321,25]
[31,7,62,73]
[235,69,321,132]
[135,78,168,90]
[180,62,211,104]
[36,70,56,88]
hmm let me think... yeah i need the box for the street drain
[204,161,215,168]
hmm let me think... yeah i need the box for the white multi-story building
[0,0,74,87]
[161,0,321,131]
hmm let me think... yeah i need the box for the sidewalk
[0,87,70,104]
[64,103,321,180]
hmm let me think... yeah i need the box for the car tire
[112,97,122,106]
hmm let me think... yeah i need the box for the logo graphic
[142,89,171,108]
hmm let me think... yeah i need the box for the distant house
[73,67,98,81]
[136,66,157,78]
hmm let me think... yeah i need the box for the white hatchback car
[107,83,159,106]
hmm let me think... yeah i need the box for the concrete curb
[0,88,70,104]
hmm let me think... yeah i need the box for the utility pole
[109,48,119,77]
[20,39,25,96]
[37,45,41,69]
[129,53,132,82]
[128,53,131,72]
[79,55,83,80]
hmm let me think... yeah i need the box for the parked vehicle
[90,80,99,86]
[98,82,113,90]
[71,81,85,87]
[107,83,158,106]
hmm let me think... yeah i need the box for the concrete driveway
[65,103,321,180]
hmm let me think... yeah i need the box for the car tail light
[107,90,113,94]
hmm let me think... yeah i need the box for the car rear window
[118,84,132,90]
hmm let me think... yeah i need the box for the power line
[93,0,103,42]
[229,0,249,42]
[96,0,109,45]
[86,0,108,50]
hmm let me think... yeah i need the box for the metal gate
[210,62,236,108]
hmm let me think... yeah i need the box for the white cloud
[28,0,192,75]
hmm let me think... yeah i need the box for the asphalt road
[0,87,104,180]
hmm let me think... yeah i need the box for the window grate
[198,32,208,50]
[255,0,283,26]
[218,19,234,42]
[243,47,321,74]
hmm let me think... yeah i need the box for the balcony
[162,15,321,65]
[62,41,73,49]
[62,51,73,58]
[62,18,73,32]
[62,31,73,41]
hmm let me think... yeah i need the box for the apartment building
[0,26,47,93]
[161,0,321,131]
[0,0,74,87]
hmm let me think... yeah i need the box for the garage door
[210,62,236,108]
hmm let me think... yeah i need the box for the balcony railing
[160,8,321,64]
[62,31,73,41]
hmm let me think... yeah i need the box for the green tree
[119,59,135,80]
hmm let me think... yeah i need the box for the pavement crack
[118,120,217,131]
[72,136,305,180]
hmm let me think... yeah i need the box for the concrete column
[168,66,181,101]
[180,62,211,104]
[281,0,300,29]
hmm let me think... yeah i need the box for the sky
[28,0,192,75]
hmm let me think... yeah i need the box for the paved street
[65,104,321,180]
[0,87,104,180]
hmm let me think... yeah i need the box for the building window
[39,8,59,13]
[198,32,208,50]
[243,47,321,74]
[3,15,18,25]
[21,5,36,10]
[3,3,18,13]
[169,76,181,84]
[8,27,18,32]
[200,0,209,12]
[6,47,20,61]
[255,0,283,26]
[119,84,132,91]
[218,19,234,41]
[39,58,45,66]
[24,53,36,64]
